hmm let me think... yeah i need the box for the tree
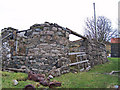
[84,16,118,42]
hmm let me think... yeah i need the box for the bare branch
[84,16,117,43]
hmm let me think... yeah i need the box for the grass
[0,57,119,88]
[53,57,119,88]
[89,57,119,73]
[1,71,47,89]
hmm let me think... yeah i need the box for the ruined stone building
[1,22,108,76]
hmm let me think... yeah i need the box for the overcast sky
[0,0,118,41]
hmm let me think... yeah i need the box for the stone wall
[69,39,88,63]
[1,22,108,76]
[2,27,18,68]
[70,39,86,52]
[0,36,1,90]
[2,22,70,76]
[70,38,108,68]
[86,39,108,67]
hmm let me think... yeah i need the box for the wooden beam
[69,60,89,66]
[77,54,86,57]
[5,68,26,72]
[66,28,87,39]
[76,56,80,70]
[86,66,91,71]
[109,71,120,75]
[2,33,12,40]
[68,52,85,55]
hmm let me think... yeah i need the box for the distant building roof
[111,38,120,43]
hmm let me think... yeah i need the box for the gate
[69,52,91,72]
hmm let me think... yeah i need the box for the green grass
[1,57,119,88]
[1,71,47,89]
[53,57,119,88]
[89,57,119,73]
[1,71,35,88]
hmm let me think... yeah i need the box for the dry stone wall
[69,39,88,63]
[70,39,87,52]
[2,22,70,76]
[1,22,108,76]
[2,28,18,68]
[70,38,108,68]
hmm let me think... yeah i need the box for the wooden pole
[93,3,97,40]
[69,60,89,66]
[76,56,80,70]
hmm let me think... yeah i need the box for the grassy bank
[53,58,119,88]
[1,58,119,88]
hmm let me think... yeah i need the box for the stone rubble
[28,71,62,88]
[12,80,18,86]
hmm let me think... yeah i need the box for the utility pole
[93,3,97,40]
[118,1,120,37]
[93,3,98,64]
